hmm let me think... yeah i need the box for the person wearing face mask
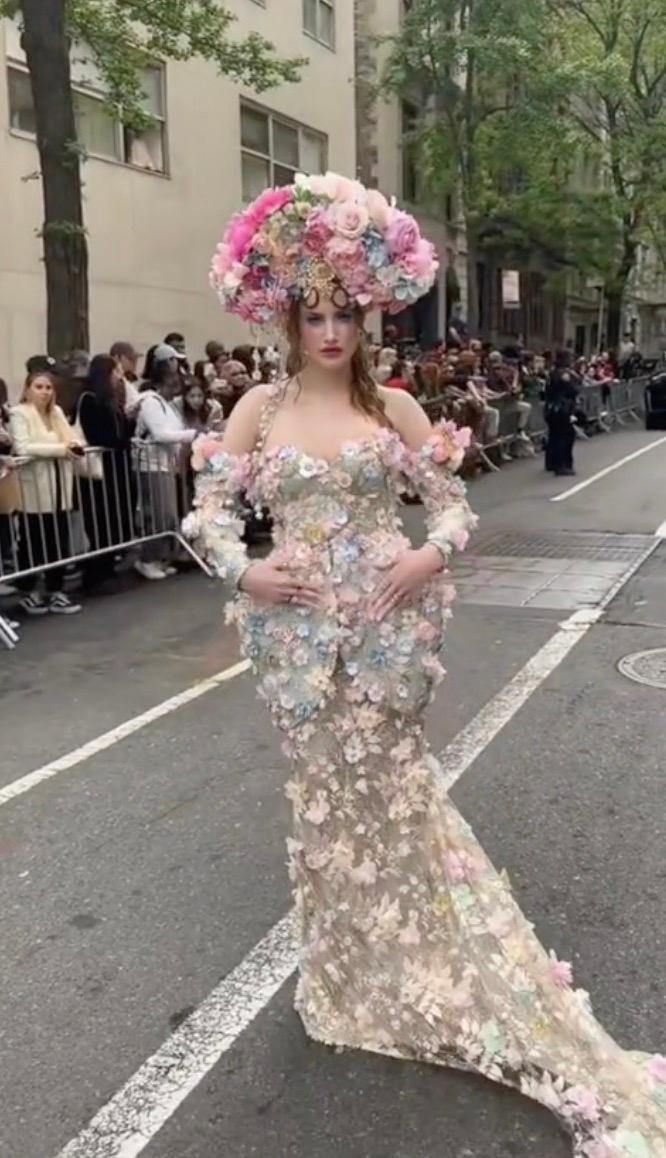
[9,371,84,615]
[133,359,196,580]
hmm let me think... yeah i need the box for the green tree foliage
[384,0,666,343]
[1,0,304,358]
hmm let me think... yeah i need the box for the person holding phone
[9,370,84,615]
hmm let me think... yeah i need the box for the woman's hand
[239,559,324,609]
[370,545,444,622]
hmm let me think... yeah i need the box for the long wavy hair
[284,300,391,428]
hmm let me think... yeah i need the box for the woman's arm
[183,386,267,587]
[140,394,196,444]
[383,389,478,563]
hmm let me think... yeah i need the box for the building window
[6,62,167,173]
[303,0,335,48]
[240,103,327,201]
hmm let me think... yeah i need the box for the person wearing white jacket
[9,370,84,615]
[134,361,195,580]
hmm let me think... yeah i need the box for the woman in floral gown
[185,173,666,1156]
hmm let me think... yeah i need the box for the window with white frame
[303,0,335,48]
[240,103,327,201]
[6,56,167,173]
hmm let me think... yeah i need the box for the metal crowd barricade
[0,440,206,649]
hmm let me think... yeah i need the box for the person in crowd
[173,375,224,510]
[544,351,579,475]
[173,374,224,435]
[231,344,258,381]
[215,359,251,419]
[618,331,636,378]
[77,354,135,594]
[503,359,534,452]
[447,303,469,348]
[141,345,158,384]
[9,370,83,615]
[26,354,58,376]
[152,343,181,378]
[110,341,141,414]
[384,357,413,392]
[465,359,510,459]
[202,341,226,386]
[0,378,19,603]
[164,331,190,372]
[133,359,195,580]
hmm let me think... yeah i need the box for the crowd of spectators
[0,318,651,635]
[0,335,281,627]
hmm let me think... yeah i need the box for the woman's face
[111,362,123,387]
[186,384,205,411]
[299,295,359,373]
[26,375,54,411]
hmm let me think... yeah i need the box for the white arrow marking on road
[551,434,666,503]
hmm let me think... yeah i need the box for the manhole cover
[618,648,666,689]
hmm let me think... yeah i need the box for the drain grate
[618,649,666,689]
[470,530,655,563]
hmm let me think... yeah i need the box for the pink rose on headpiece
[222,262,248,293]
[332,200,370,241]
[386,209,421,258]
[399,238,437,284]
[303,207,335,254]
[211,242,231,280]
[332,174,364,203]
[366,188,391,230]
[224,215,256,262]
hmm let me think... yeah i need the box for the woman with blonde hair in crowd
[9,369,84,615]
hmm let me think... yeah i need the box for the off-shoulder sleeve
[405,420,478,562]
[182,436,253,588]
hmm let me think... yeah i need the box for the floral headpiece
[210,171,438,325]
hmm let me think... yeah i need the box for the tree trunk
[21,0,89,360]
[605,286,623,352]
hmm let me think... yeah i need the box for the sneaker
[19,593,49,617]
[134,561,167,581]
[48,592,82,615]
[162,565,178,577]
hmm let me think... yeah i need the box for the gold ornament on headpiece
[299,261,350,309]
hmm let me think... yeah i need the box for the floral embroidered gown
[187,387,666,1157]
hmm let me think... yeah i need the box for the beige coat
[9,403,76,513]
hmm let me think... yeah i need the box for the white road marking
[655,518,666,539]
[54,599,623,1158]
[56,913,299,1158]
[550,434,666,503]
[0,660,250,809]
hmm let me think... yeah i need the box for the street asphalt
[1,422,665,1158]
